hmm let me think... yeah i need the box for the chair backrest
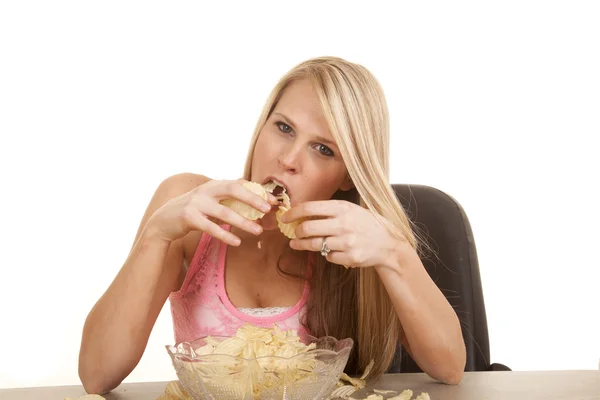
[386,184,491,373]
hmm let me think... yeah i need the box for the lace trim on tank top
[237,306,293,317]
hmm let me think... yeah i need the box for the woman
[78,56,466,395]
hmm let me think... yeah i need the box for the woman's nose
[278,144,303,172]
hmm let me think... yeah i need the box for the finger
[231,178,276,204]
[290,235,342,253]
[196,214,242,247]
[266,192,280,205]
[224,181,273,214]
[290,236,323,252]
[289,237,352,267]
[280,200,341,224]
[323,251,353,268]
[209,204,263,236]
[294,219,341,239]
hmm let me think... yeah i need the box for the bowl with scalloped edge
[165,332,353,400]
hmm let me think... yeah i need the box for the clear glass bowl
[165,335,354,400]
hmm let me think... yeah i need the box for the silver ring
[320,237,331,257]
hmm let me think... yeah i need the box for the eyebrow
[273,112,338,148]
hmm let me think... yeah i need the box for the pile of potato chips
[169,324,321,399]
[185,324,317,372]
[162,324,430,400]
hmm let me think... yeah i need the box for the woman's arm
[375,246,467,384]
[280,200,467,383]
[78,173,207,394]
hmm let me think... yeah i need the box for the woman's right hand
[145,179,278,246]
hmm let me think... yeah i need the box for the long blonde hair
[242,57,418,379]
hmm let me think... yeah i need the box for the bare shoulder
[155,172,212,199]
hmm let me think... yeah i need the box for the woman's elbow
[78,354,122,395]
[440,368,464,385]
[79,368,113,395]
[433,346,466,385]
[79,372,110,395]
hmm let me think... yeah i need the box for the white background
[1,0,598,390]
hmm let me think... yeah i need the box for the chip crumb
[338,358,374,391]
[340,372,367,389]
[388,389,414,400]
[257,240,262,249]
[373,389,398,395]
[415,393,431,400]
[328,384,357,399]
[348,395,383,400]
[360,359,375,380]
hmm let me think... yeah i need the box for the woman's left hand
[281,200,407,268]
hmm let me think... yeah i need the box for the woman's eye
[276,122,292,133]
[275,121,333,157]
[316,144,334,157]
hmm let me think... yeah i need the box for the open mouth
[271,185,285,201]
[263,179,290,207]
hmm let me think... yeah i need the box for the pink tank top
[169,224,312,344]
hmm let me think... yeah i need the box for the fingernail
[262,204,271,212]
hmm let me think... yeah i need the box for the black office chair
[386,184,510,373]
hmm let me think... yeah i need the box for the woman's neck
[229,225,294,271]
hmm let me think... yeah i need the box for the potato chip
[274,186,309,239]
[203,335,221,347]
[360,359,375,380]
[348,395,383,400]
[215,336,246,355]
[262,180,278,193]
[155,381,192,400]
[373,389,398,395]
[340,372,367,389]
[220,181,268,221]
[276,207,301,239]
[235,324,274,343]
[191,342,214,356]
[329,384,357,399]
[387,389,414,400]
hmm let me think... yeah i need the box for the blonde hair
[242,56,418,380]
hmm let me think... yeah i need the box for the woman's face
[250,79,353,230]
